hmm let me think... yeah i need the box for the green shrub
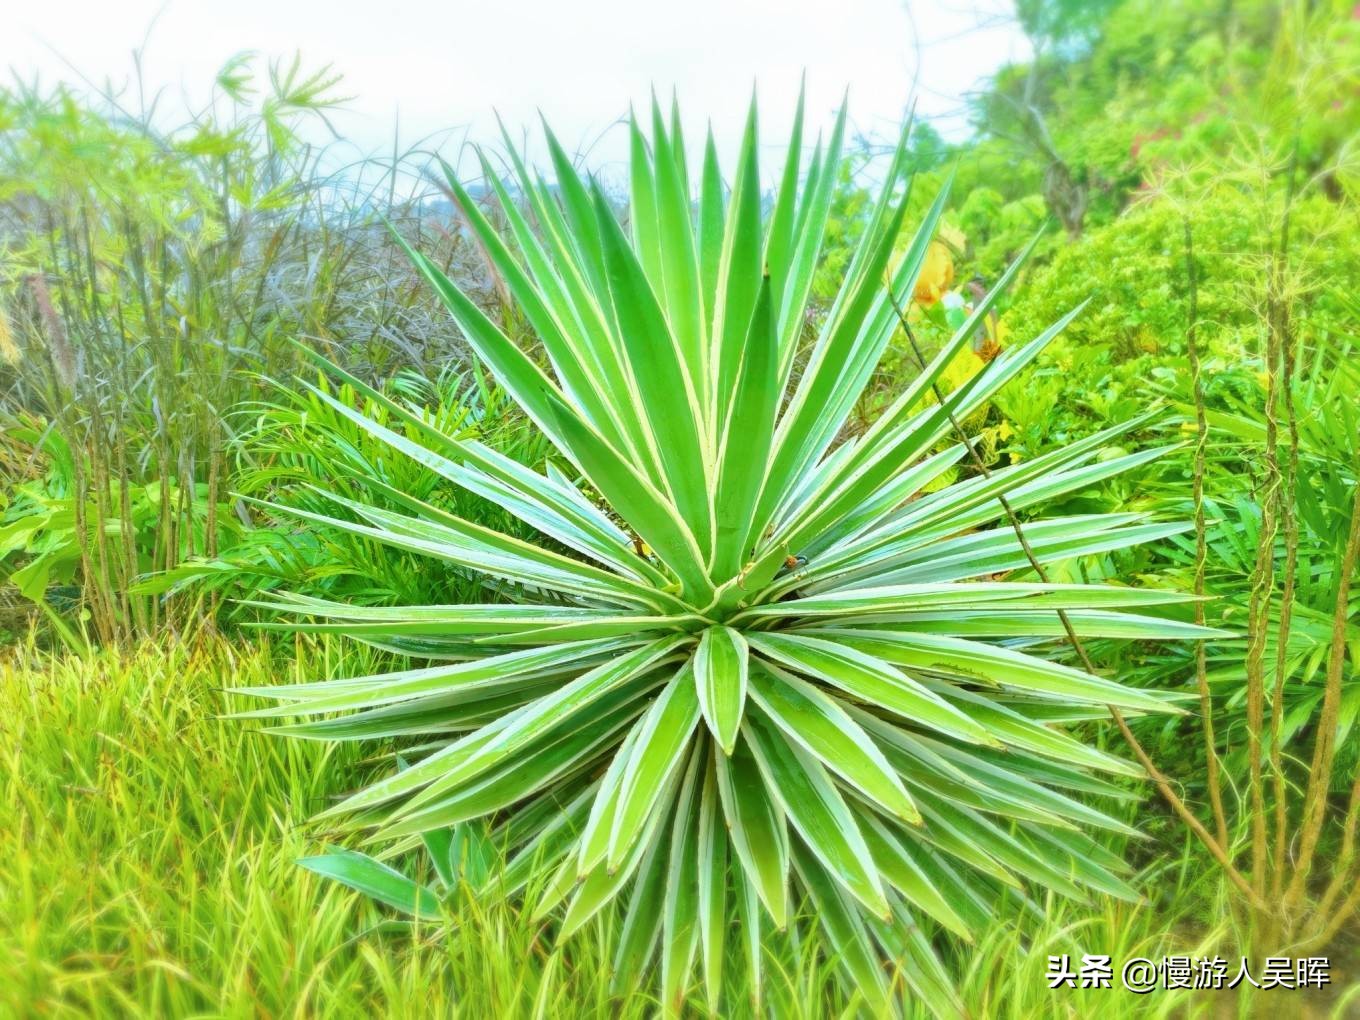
[229,98,1216,1017]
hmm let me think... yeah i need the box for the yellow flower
[913,241,954,306]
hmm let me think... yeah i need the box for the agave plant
[236,96,1214,1016]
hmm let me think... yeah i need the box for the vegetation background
[1,0,1358,1016]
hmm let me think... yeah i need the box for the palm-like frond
[236,95,1218,1016]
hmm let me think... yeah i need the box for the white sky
[7,0,1028,188]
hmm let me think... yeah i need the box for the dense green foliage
[0,57,495,643]
[2,0,1358,1015]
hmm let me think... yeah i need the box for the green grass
[0,634,770,1017]
[0,634,587,1017]
[5,634,1354,1018]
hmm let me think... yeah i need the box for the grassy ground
[1,635,1355,1018]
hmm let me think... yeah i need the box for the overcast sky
[8,0,1027,187]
